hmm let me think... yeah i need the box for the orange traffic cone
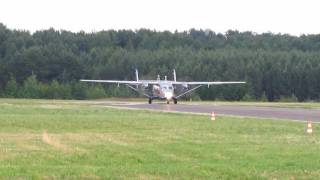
[211,112,216,121]
[306,121,313,134]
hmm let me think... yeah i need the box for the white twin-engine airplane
[80,69,245,104]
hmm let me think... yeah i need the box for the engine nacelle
[142,83,149,88]
[153,85,160,90]
[182,83,188,89]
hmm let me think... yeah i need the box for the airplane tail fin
[135,69,139,82]
[173,69,176,82]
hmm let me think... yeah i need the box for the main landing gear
[173,98,178,104]
[166,98,178,104]
[148,98,178,104]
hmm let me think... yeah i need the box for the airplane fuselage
[152,82,175,101]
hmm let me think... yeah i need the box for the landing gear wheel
[174,99,177,104]
[166,100,170,104]
[148,98,152,104]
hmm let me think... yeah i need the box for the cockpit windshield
[162,85,173,90]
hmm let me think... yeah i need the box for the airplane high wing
[80,80,245,85]
[80,80,160,85]
[170,81,245,98]
[172,81,246,85]
[80,69,246,104]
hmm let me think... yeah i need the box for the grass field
[0,99,320,179]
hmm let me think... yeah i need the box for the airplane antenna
[173,69,176,82]
[135,69,139,82]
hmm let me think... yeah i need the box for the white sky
[0,0,319,36]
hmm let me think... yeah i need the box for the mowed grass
[0,99,320,179]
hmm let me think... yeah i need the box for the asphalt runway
[105,102,320,122]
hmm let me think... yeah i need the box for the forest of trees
[1,23,320,101]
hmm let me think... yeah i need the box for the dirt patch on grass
[41,132,88,154]
[42,131,73,153]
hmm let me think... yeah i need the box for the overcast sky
[0,0,319,35]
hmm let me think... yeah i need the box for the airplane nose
[164,92,173,100]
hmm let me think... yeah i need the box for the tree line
[1,23,320,101]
